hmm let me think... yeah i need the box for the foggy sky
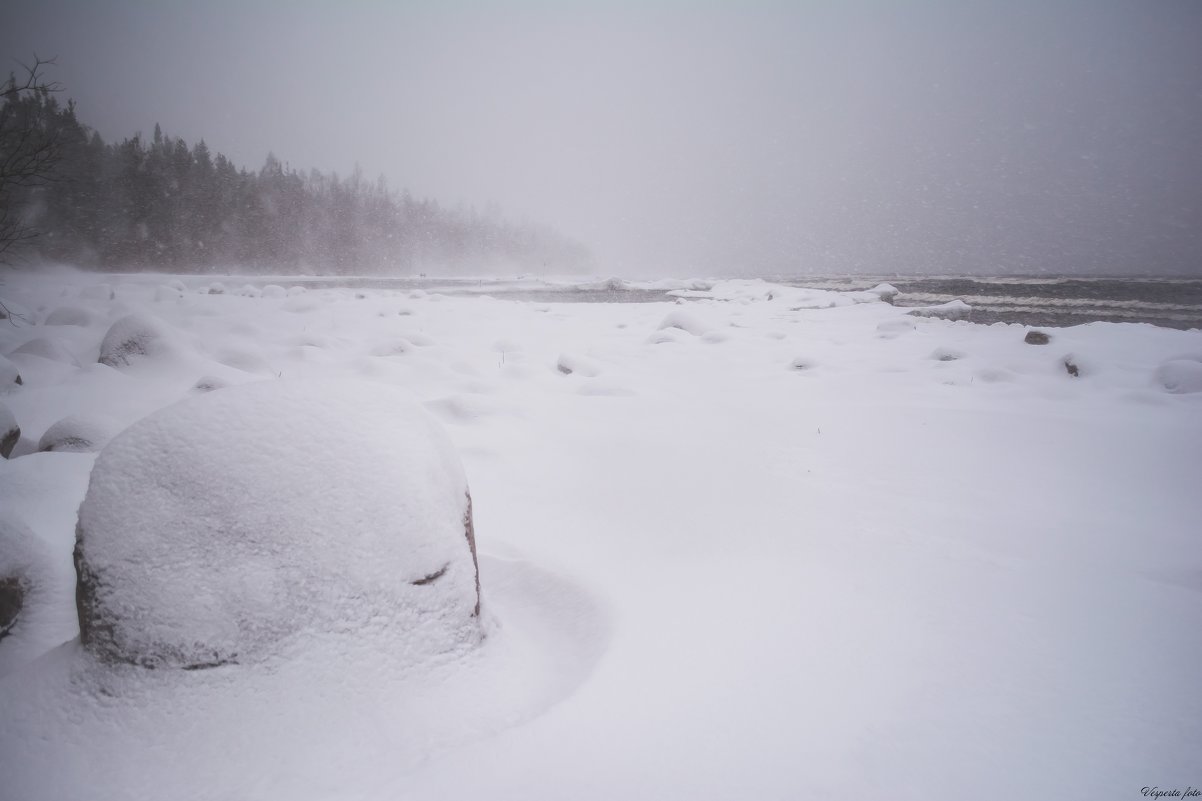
[4,0,1201,276]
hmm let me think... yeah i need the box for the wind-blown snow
[0,270,1199,800]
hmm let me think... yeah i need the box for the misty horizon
[5,0,1201,277]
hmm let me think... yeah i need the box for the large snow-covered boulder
[97,314,176,369]
[74,379,482,670]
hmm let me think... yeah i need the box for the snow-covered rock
[0,355,23,390]
[575,277,631,292]
[282,294,321,313]
[154,284,184,302]
[8,337,80,366]
[426,393,508,424]
[74,379,482,669]
[906,300,972,321]
[0,515,56,676]
[0,402,18,458]
[215,346,272,374]
[405,332,436,347]
[657,310,710,336]
[646,329,684,345]
[867,283,900,303]
[207,282,227,295]
[43,305,93,327]
[1153,358,1202,394]
[191,375,230,393]
[788,356,817,371]
[378,305,416,318]
[557,352,601,377]
[930,346,965,362]
[1025,330,1051,345]
[371,338,412,357]
[876,317,917,338]
[37,415,118,453]
[493,338,522,355]
[261,284,287,299]
[97,314,177,369]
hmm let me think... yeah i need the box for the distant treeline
[7,88,591,274]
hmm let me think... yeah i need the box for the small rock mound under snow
[37,415,119,453]
[74,379,482,669]
[557,353,601,377]
[657,310,710,336]
[191,375,230,393]
[867,283,900,303]
[43,306,93,327]
[906,300,972,321]
[1153,358,1202,394]
[154,284,184,302]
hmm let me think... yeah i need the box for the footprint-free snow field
[1,271,1200,800]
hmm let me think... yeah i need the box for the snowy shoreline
[1,269,1200,800]
[34,269,1200,329]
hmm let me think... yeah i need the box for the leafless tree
[0,56,62,261]
[0,56,61,320]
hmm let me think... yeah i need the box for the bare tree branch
[0,55,63,271]
[1,56,63,322]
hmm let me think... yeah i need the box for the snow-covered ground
[1,270,1200,800]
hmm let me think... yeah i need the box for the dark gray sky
[4,0,1201,276]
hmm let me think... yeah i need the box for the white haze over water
[5,0,1202,277]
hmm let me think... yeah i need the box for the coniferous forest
[2,78,592,274]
